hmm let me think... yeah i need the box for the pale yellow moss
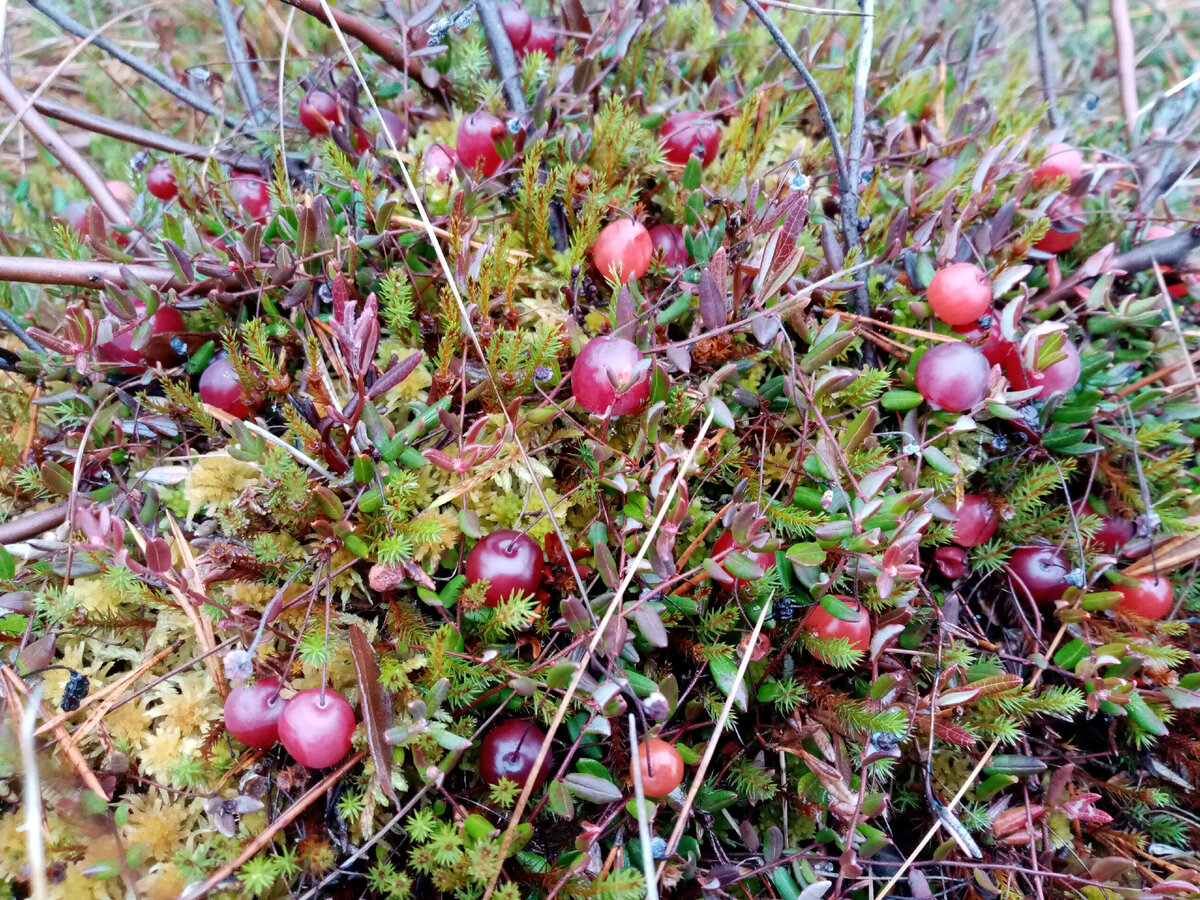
[411,509,460,566]
[152,672,220,737]
[139,726,199,783]
[122,790,200,863]
[105,697,153,750]
[64,576,123,618]
[217,580,274,610]
[138,865,189,900]
[183,453,259,519]
[0,811,26,880]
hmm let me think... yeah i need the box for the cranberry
[953,318,1015,368]
[479,720,551,790]
[1008,546,1070,604]
[933,545,969,579]
[278,688,355,768]
[106,181,136,208]
[1145,226,1187,297]
[498,2,532,50]
[1114,576,1173,621]
[632,736,684,798]
[146,162,179,201]
[802,599,871,662]
[231,176,271,221]
[1035,197,1084,254]
[199,356,251,417]
[457,110,505,177]
[1034,142,1083,186]
[660,112,721,167]
[712,530,776,590]
[523,20,557,57]
[571,336,651,416]
[914,342,991,412]
[424,144,457,184]
[1072,498,1135,554]
[649,223,688,269]
[63,199,99,240]
[465,530,544,607]
[592,219,654,283]
[949,494,998,547]
[298,90,340,134]
[1005,334,1081,400]
[927,263,992,327]
[97,302,186,372]
[223,677,284,749]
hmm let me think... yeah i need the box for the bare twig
[1031,0,1061,127]
[476,0,528,115]
[0,70,130,227]
[1109,0,1140,142]
[845,0,876,361]
[0,309,45,353]
[0,502,68,544]
[0,256,183,290]
[25,0,239,127]
[214,0,268,127]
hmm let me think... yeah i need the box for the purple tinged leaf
[631,604,668,648]
[143,538,173,574]
[751,314,780,345]
[613,286,637,339]
[367,351,425,399]
[821,219,844,270]
[698,270,726,329]
[348,624,399,803]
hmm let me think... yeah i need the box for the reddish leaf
[348,625,398,804]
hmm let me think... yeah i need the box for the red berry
[927,263,992,327]
[97,302,186,372]
[424,144,456,184]
[572,336,650,416]
[1114,576,1173,621]
[712,530,776,590]
[632,736,684,798]
[523,20,557,57]
[498,2,532,50]
[1008,546,1070,604]
[457,111,505,177]
[953,318,1014,368]
[660,112,720,167]
[278,688,355,768]
[933,545,969,580]
[1005,334,1081,400]
[146,161,179,201]
[106,181,136,208]
[223,677,284,749]
[479,720,551,790]
[914,342,991,412]
[298,90,341,135]
[1034,142,1083,187]
[465,530,544,607]
[199,356,251,417]
[950,494,998,547]
[649,223,688,269]
[592,219,653,283]
[1072,498,1135,554]
[231,176,271,221]
[1035,197,1084,254]
[1144,226,1187,296]
[802,599,871,661]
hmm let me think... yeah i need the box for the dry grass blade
[18,682,49,900]
[348,623,399,804]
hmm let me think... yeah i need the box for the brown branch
[0,256,183,290]
[0,70,130,227]
[1031,0,1060,127]
[0,503,68,545]
[275,0,439,88]
[1110,0,1140,142]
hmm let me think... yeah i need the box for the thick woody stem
[0,256,182,290]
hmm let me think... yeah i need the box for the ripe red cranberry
[712,530,776,590]
[953,318,1014,368]
[465,530,544,607]
[632,737,685,798]
[1114,576,1173,621]
[298,90,341,134]
[278,687,355,768]
[1035,197,1084,254]
[592,219,653,283]
[223,677,284,749]
[523,20,557,57]
[660,112,720,167]
[803,599,871,661]
[231,175,271,221]
[933,545,969,580]
[498,2,532,50]
[1034,142,1083,186]
[424,144,456,183]
[950,494,998,547]
[146,162,179,201]
[1144,226,1187,297]
[97,302,186,372]
[1072,498,1135,554]
[457,110,505,177]
[1008,546,1070,604]
[479,720,551,790]
[199,356,251,417]
[572,336,651,416]
[1005,334,1081,400]
[927,263,992,327]
[649,223,688,269]
[914,342,991,412]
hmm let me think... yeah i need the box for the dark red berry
[592,219,653,283]
[479,720,551,790]
[523,20,557,57]
[1008,546,1070,604]
[96,302,186,373]
[803,600,871,661]
[933,545,969,580]
[199,356,251,417]
[1114,576,1173,621]
[465,530,544,607]
[914,342,991,412]
[298,90,341,135]
[278,688,356,768]
[950,494,998,547]
[1034,142,1083,186]
[457,111,505,177]
[572,336,651,416]
[424,144,456,183]
[498,3,532,50]
[660,112,720,167]
[1072,498,1135,554]
[224,677,284,749]
[231,176,271,221]
[649,223,688,269]
[146,162,179,201]
[1035,197,1084,254]
[1005,334,1081,400]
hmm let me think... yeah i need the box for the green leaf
[1053,638,1090,670]
[1125,692,1168,736]
[682,156,702,190]
[787,542,826,566]
[564,772,624,803]
[881,390,923,410]
[921,446,960,475]
[819,594,861,622]
[709,656,748,711]
[723,550,764,581]
[0,547,14,581]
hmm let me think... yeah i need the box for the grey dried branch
[214,0,269,127]
[476,0,529,115]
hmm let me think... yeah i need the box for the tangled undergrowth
[0,0,1198,898]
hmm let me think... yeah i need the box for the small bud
[643,691,670,721]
